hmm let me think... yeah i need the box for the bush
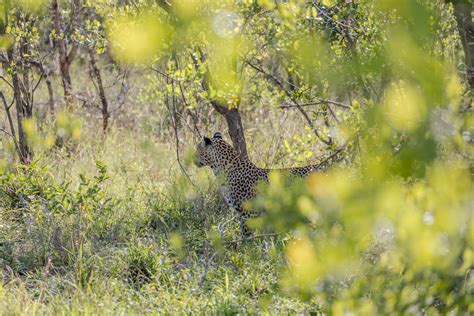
[0,161,120,273]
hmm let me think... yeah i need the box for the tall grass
[1,121,325,314]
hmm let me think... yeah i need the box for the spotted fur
[196,132,323,235]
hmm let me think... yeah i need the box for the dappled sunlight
[0,0,472,314]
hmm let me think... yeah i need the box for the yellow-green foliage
[0,0,473,314]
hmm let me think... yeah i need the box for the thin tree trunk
[52,0,80,103]
[40,62,55,114]
[448,0,474,90]
[7,48,33,164]
[1,1,33,163]
[20,37,33,117]
[212,101,248,160]
[88,49,109,132]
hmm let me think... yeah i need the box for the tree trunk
[88,49,109,132]
[52,0,80,103]
[226,109,248,160]
[7,48,33,164]
[191,51,248,160]
[59,60,73,101]
[216,104,248,161]
[40,62,55,115]
[1,3,33,164]
[448,0,474,90]
[210,100,248,160]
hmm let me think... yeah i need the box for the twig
[313,139,352,170]
[0,127,15,139]
[325,103,339,124]
[0,127,21,158]
[167,77,196,187]
[0,75,13,90]
[151,67,185,82]
[247,60,332,145]
[174,110,201,140]
[279,102,322,109]
[31,70,44,96]
[177,80,202,139]
[152,64,203,140]
[314,148,343,169]
[279,98,350,110]
[316,97,351,109]
[0,91,20,154]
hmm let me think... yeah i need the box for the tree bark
[448,0,474,90]
[88,49,109,132]
[191,51,248,159]
[1,9,34,164]
[7,48,33,164]
[211,100,248,160]
[225,109,247,159]
[40,62,55,115]
[52,0,81,103]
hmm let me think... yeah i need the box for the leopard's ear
[213,132,222,139]
[204,137,212,146]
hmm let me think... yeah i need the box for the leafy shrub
[253,163,472,313]
[0,161,119,273]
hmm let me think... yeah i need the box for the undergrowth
[0,128,319,314]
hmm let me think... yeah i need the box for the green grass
[0,126,321,315]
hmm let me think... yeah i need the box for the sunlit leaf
[383,80,426,132]
[108,12,170,64]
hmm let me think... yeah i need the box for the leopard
[195,132,324,236]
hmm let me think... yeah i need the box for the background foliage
[0,0,473,314]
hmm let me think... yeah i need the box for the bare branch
[0,91,20,154]
[165,74,196,187]
[0,127,15,139]
[279,99,350,110]
[31,71,44,96]
[151,67,185,82]
[247,60,332,145]
[0,75,13,90]
[155,0,173,13]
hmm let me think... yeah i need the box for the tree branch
[279,99,350,110]
[0,91,21,155]
[0,75,13,90]
[247,60,332,145]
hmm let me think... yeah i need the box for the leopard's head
[195,132,239,171]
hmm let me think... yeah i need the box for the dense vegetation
[0,0,473,314]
